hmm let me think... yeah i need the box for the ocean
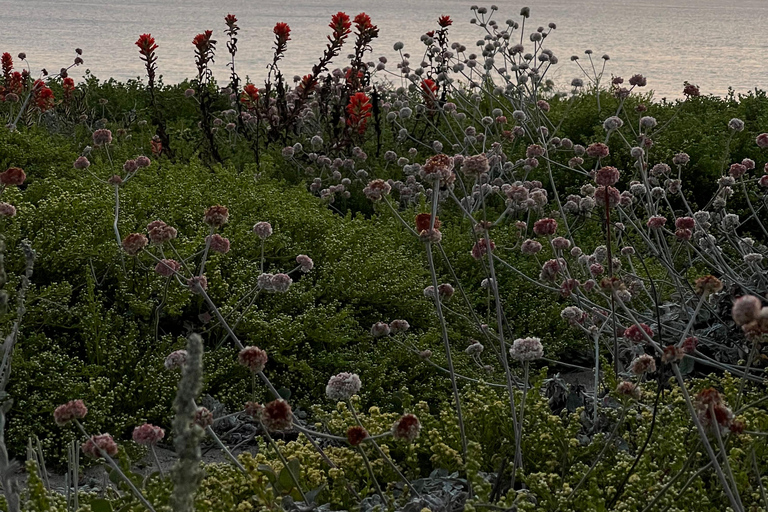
[1,0,766,98]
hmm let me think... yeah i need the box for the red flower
[415,213,440,233]
[32,80,54,112]
[273,22,291,46]
[225,14,238,30]
[329,12,352,42]
[1,52,12,79]
[421,78,438,98]
[240,83,259,109]
[346,426,368,446]
[5,71,24,97]
[135,34,158,57]
[346,92,372,134]
[192,30,215,52]
[438,15,453,28]
[62,77,75,101]
[353,13,372,31]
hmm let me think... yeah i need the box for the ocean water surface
[0,0,766,98]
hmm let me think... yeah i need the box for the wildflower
[471,238,495,260]
[272,22,291,52]
[384,320,409,335]
[270,273,292,293]
[371,322,391,337]
[594,186,620,208]
[756,133,768,149]
[537,99,550,112]
[526,144,546,158]
[184,88,196,98]
[155,259,181,277]
[552,237,571,251]
[252,221,272,239]
[672,153,690,165]
[207,234,230,254]
[239,83,259,110]
[0,167,25,186]
[82,434,118,458]
[438,283,455,299]
[164,350,188,369]
[147,220,177,245]
[346,92,372,134]
[203,205,229,228]
[136,156,151,168]
[595,166,620,187]
[346,426,368,446]
[561,306,586,325]
[509,337,544,361]
[694,275,723,296]
[732,295,762,326]
[330,12,352,42]
[192,30,216,57]
[362,179,391,201]
[630,354,656,375]
[32,81,54,111]
[92,129,113,146]
[586,143,610,158]
[728,118,745,132]
[540,258,564,281]
[461,154,490,177]
[675,217,695,230]
[132,424,165,446]
[245,401,264,419]
[662,345,684,364]
[326,372,362,401]
[617,381,641,399]
[238,346,268,372]
[0,202,16,217]
[695,388,734,431]
[194,407,214,429]
[624,323,653,343]
[53,400,88,426]
[296,254,313,272]
[410,213,441,235]
[392,414,420,442]
[628,74,646,87]
[122,233,148,256]
[603,116,623,131]
[533,218,557,236]
[136,33,158,58]
[646,216,667,229]
[683,83,700,97]
[422,154,454,182]
[521,239,543,255]
[465,341,484,356]
[682,336,698,354]
[187,275,208,294]
[438,15,453,27]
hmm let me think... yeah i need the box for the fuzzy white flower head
[509,337,544,361]
[326,372,362,401]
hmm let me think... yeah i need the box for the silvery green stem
[640,445,700,512]
[198,226,215,276]
[751,448,768,511]
[112,185,127,273]
[261,424,308,502]
[593,333,600,427]
[671,364,741,512]
[425,242,468,464]
[710,404,744,511]
[358,442,388,506]
[150,445,164,479]
[346,401,420,498]
[170,333,205,512]
[566,407,627,502]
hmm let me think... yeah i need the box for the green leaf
[278,466,295,493]
[90,498,113,512]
